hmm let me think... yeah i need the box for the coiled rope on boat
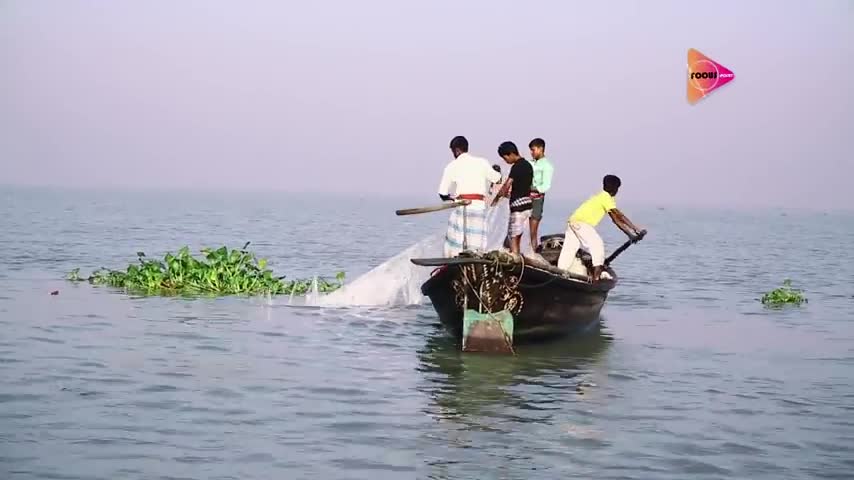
[451,251,526,316]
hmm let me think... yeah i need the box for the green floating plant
[66,242,345,297]
[760,279,807,307]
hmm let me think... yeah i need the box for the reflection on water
[417,323,613,429]
[415,323,617,478]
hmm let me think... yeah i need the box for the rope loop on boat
[452,251,524,316]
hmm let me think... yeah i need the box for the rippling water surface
[1,186,853,479]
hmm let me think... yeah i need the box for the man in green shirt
[528,138,555,251]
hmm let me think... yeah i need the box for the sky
[1,0,852,209]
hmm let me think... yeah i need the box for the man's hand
[630,229,647,243]
[495,179,513,198]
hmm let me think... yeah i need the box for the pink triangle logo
[687,49,735,104]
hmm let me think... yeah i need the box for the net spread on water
[309,198,536,307]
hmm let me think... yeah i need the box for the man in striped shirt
[494,141,534,255]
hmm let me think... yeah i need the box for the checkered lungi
[507,196,533,238]
[508,209,531,237]
[443,201,488,257]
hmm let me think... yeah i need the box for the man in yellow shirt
[557,175,645,281]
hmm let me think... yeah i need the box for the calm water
[1,186,854,479]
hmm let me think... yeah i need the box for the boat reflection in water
[416,320,614,429]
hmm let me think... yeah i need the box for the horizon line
[2,182,852,214]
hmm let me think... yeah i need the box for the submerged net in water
[310,199,535,308]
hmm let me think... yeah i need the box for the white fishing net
[310,194,537,307]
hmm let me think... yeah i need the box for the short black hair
[529,138,545,149]
[603,174,621,191]
[449,136,468,152]
[497,141,518,157]
[492,164,501,173]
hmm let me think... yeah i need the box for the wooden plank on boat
[519,254,598,283]
[410,257,493,267]
[410,254,597,284]
[520,254,569,276]
[462,309,514,354]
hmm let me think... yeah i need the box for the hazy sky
[1,0,852,208]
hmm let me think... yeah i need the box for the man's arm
[437,164,454,202]
[537,160,554,194]
[501,163,519,198]
[616,209,642,233]
[491,178,513,206]
[497,178,512,198]
[608,209,642,238]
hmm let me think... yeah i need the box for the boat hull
[420,260,616,344]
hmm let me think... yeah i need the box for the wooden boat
[412,232,644,353]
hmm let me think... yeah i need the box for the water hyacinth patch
[760,279,807,307]
[66,242,345,296]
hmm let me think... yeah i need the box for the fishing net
[312,193,535,307]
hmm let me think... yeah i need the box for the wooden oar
[604,230,647,266]
[395,199,471,216]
